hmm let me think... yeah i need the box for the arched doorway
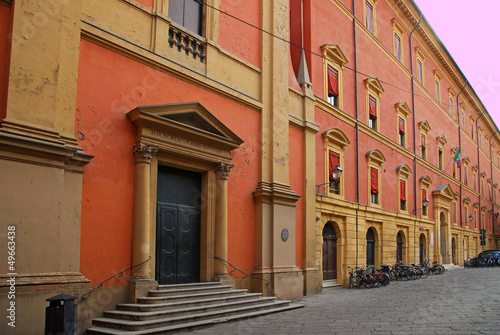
[396,231,404,263]
[452,237,457,264]
[440,211,448,263]
[366,228,376,266]
[419,233,427,264]
[322,222,338,280]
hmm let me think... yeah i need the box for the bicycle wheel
[349,275,359,288]
[381,273,390,286]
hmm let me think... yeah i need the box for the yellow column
[213,162,233,280]
[130,142,158,281]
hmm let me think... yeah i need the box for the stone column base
[212,274,235,287]
[302,268,321,295]
[127,279,157,303]
[251,266,304,300]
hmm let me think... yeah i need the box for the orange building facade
[0,0,499,334]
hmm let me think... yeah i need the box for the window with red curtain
[329,151,340,181]
[370,167,378,194]
[421,134,426,148]
[399,117,405,134]
[422,189,427,215]
[369,96,377,117]
[328,66,339,98]
[400,180,406,202]
[395,34,401,61]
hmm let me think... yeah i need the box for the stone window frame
[419,175,432,217]
[473,201,479,228]
[397,164,412,213]
[436,135,447,171]
[462,156,471,186]
[322,44,348,111]
[419,120,431,161]
[364,0,378,35]
[323,128,350,198]
[366,149,386,208]
[463,197,471,227]
[415,46,426,85]
[448,88,455,118]
[472,164,478,191]
[434,70,442,103]
[392,18,405,63]
[396,102,411,149]
[481,171,487,196]
[365,77,385,132]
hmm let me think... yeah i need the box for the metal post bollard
[45,294,77,335]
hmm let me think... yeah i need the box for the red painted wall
[0,5,11,122]
[289,124,304,268]
[135,0,153,9]
[218,0,260,68]
[76,39,261,285]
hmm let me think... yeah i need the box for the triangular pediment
[432,183,454,202]
[127,102,244,161]
[321,44,348,66]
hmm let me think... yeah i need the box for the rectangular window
[449,97,454,116]
[370,167,378,204]
[453,202,457,224]
[474,173,477,191]
[465,166,468,186]
[482,180,484,195]
[421,134,426,160]
[395,34,401,61]
[474,211,477,228]
[369,96,377,130]
[327,66,339,107]
[417,60,423,84]
[400,180,406,210]
[435,80,440,102]
[329,150,340,194]
[438,148,443,170]
[169,0,203,35]
[366,2,374,33]
[399,117,405,147]
[461,110,465,129]
[422,189,427,216]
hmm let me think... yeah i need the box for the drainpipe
[352,0,360,268]
[456,81,467,264]
[409,11,422,264]
[489,129,498,235]
[476,111,486,252]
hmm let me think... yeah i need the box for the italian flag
[453,148,462,167]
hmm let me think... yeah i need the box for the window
[322,45,348,111]
[438,148,443,170]
[415,47,426,85]
[365,78,384,132]
[169,0,203,35]
[448,89,455,118]
[369,96,377,130]
[397,164,411,212]
[366,149,386,207]
[474,207,478,228]
[453,201,457,224]
[472,165,478,191]
[400,180,406,210]
[419,175,431,217]
[371,167,379,204]
[419,120,431,161]
[449,97,454,116]
[463,156,470,186]
[327,66,339,107]
[399,117,405,147]
[395,34,402,62]
[481,172,486,196]
[329,150,340,194]
[464,205,469,227]
[434,70,442,103]
[461,106,465,129]
[323,128,350,197]
[392,18,405,63]
[471,119,475,139]
[365,1,375,34]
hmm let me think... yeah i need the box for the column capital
[133,142,158,164]
[215,162,234,180]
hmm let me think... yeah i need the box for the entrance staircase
[87,282,303,334]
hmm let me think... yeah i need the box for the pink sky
[414,0,500,130]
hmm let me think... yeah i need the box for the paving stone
[187,268,500,334]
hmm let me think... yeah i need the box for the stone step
[137,288,249,304]
[87,304,303,334]
[92,300,296,331]
[118,292,264,312]
[105,296,278,320]
[148,284,234,297]
[443,264,462,271]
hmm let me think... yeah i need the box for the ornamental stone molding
[133,142,158,164]
[215,162,234,180]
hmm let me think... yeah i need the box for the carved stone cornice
[215,162,234,180]
[253,181,301,206]
[133,142,158,164]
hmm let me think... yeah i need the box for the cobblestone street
[187,268,500,335]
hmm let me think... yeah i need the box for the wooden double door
[156,165,201,285]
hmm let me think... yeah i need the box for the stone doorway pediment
[127,102,244,162]
[432,184,454,204]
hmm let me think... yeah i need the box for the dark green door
[156,165,201,285]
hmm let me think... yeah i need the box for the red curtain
[400,180,406,201]
[370,167,378,194]
[329,151,340,180]
[328,67,339,97]
[422,189,427,203]
[399,117,405,133]
[369,96,377,117]
[421,134,426,148]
